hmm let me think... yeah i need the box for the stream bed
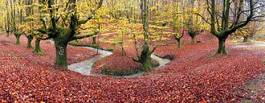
[231,41,265,102]
[68,46,171,77]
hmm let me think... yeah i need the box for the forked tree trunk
[54,40,68,68]
[33,38,43,55]
[217,37,227,55]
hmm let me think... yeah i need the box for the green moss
[137,42,152,71]
[54,40,68,68]
[15,37,20,45]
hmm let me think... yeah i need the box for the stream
[68,47,112,76]
[231,41,265,102]
[68,46,171,77]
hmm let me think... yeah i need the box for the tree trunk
[33,38,43,55]
[217,37,227,55]
[139,0,152,71]
[92,36,97,45]
[26,36,33,48]
[121,45,126,56]
[139,42,152,71]
[243,36,249,42]
[54,40,68,68]
[176,39,181,48]
[15,35,20,45]
[6,32,10,37]
[191,37,196,44]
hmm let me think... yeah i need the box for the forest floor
[0,32,265,102]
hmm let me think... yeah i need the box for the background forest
[0,0,265,102]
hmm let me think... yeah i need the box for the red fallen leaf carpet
[0,33,265,103]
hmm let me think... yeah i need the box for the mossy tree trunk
[15,35,21,45]
[217,37,227,54]
[54,39,68,68]
[139,42,152,71]
[33,38,43,55]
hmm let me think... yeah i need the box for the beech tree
[6,0,22,44]
[22,0,34,48]
[137,0,153,70]
[136,0,167,70]
[202,0,263,54]
[0,1,4,31]
[234,21,262,42]
[172,1,185,48]
[37,0,103,68]
[31,0,50,55]
[187,0,199,44]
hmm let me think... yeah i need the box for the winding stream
[68,46,171,76]
[68,47,113,76]
[231,41,265,102]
